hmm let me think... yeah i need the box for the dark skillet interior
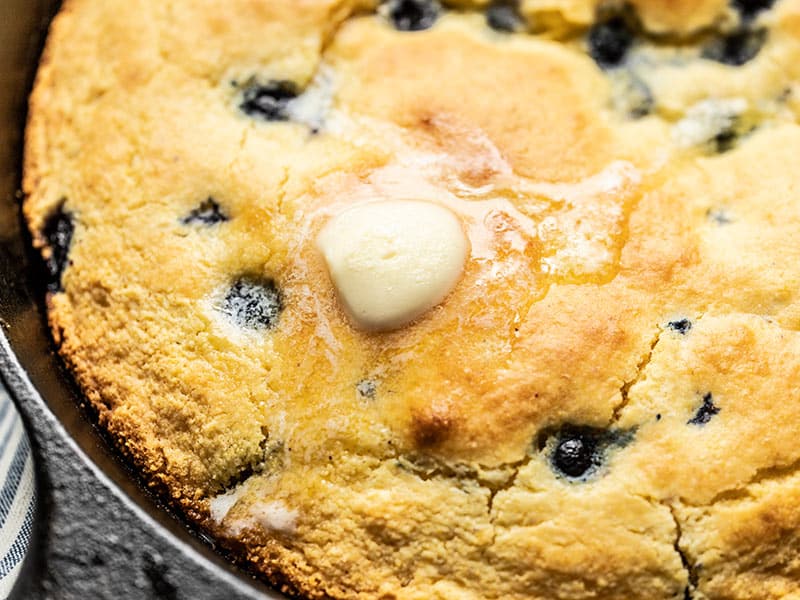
[0,2,281,597]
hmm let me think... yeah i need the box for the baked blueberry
[667,319,692,335]
[42,201,74,292]
[712,124,740,152]
[239,81,298,121]
[554,433,598,477]
[674,98,749,153]
[588,16,635,68]
[688,393,720,426]
[703,28,767,66]
[733,0,775,19]
[384,0,440,32]
[487,1,524,33]
[220,278,282,330]
[356,379,377,400]
[181,198,228,226]
[541,426,633,479]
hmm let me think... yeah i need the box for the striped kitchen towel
[0,386,35,599]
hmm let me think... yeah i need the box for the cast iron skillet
[0,3,284,597]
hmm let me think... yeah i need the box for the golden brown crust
[23,0,800,598]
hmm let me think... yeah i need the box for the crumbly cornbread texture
[23,0,800,598]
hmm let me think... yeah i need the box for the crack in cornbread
[23,0,800,597]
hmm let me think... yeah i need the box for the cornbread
[23,0,800,597]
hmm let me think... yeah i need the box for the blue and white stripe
[0,387,35,599]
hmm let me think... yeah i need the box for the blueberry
[42,201,74,292]
[541,426,633,480]
[181,198,228,226]
[239,81,298,121]
[676,99,749,153]
[703,28,767,66]
[707,116,750,154]
[667,319,693,335]
[356,379,377,400]
[688,393,720,426]
[733,0,775,19]
[487,2,524,33]
[220,278,282,330]
[588,16,635,68]
[554,434,598,477]
[712,125,740,152]
[384,0,440,32]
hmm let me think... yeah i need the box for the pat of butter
[317,200,468,331]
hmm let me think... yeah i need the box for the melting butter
[317,200,468,331]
